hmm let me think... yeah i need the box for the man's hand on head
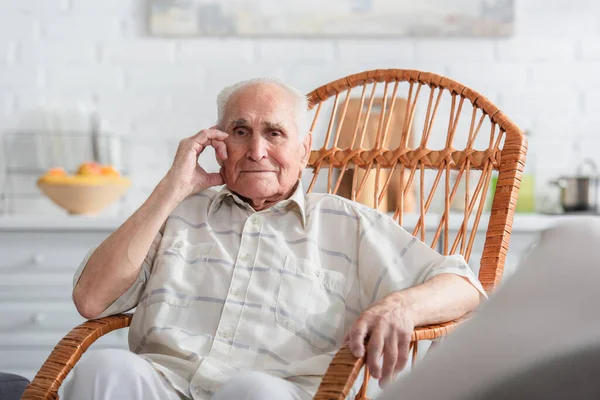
[343,294,415,388]
[159,127,229,203]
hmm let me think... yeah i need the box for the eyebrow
[228,118,287,133]
[229,118,248,128]
[263,121,286,132]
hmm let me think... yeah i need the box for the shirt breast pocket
[275,257,347,352]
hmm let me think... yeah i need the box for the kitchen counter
[0,215,125,231]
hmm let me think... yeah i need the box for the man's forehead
[228,117,289,130]
[227,85,295,112]
[224,84,297,130]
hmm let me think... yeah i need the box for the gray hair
[216,77,309,138]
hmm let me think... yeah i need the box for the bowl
[37,177,131,215]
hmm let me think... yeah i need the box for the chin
[230,176,279,200]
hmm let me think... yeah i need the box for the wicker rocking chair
[22,69,527,400]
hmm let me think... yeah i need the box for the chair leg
[411,341,419,366]
[354,366,371,400]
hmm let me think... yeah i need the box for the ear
[300,132,312,169]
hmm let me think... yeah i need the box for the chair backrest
[304,69,527,293]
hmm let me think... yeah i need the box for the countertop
[0,214,126,231]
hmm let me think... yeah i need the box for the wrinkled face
[219,83,311,206]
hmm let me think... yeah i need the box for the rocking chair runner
[22,69,527,400]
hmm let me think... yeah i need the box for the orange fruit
[46,167,67,176]
[77,162,102,176]
[100,165,120,177]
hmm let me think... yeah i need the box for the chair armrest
[22,313,132,400]
[411,313,469,341]
[314,345,365,400]
[313,314,470,400]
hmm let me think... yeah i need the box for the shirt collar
[208,181,307,226]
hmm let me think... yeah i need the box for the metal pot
[551,159,599,213]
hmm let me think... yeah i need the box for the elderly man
[66,78,485,400]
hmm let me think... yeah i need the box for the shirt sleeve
[356,209,486,309]
[72,230,163,319]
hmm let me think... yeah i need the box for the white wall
[1,0,599,214]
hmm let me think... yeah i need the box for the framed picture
[148,0,514,38]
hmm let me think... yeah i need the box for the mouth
[240,170,277,173]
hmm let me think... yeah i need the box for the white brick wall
[68,0,139,15]
[0,0,68,13]
[17,40,97,65]
[415,40,496,62]
[495,38,577,62]
[0,40,14,66]
[43,65,123,90]
[336,40,415,64]
[0,15,41,41]
[100,40,176,65]
[580,40,600,61]
[584,91,600,113]
[446,62,529,92]
[1,0,600,215]
[0,65,43,88]
[258,40,336,63]
[176,39,256,63]
[38,15,125,40]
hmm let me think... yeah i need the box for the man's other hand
[344,295,415,388]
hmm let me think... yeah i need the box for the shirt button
[220,331,231,339]
[173,240,184,250]
[315,270,322,278]
[231,287,241,296]
[240,253,251,262]
[195,387,201,395]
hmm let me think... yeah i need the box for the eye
[233,127,249,136]
[269,131,282,138]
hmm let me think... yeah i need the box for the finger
[180,130,228,163]
[395,332,411,374]
[347,320,370,358]
[366,328,385,380]
[189,128,228,148]
[379,333,398,387]
[202,128,229,140]
[177,136,205,159]
[202,171,224,188]
[211,139,228,160]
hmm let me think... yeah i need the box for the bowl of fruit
[37,162,131,215]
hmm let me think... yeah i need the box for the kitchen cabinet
[0,217,128,385]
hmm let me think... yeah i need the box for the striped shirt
[73,181,484,399]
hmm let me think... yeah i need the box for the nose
[247,134,268,161]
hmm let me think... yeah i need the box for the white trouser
[377,218,600,400]
[64,349,182,400]
[64,348,308,400]
[212,371,309,400]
